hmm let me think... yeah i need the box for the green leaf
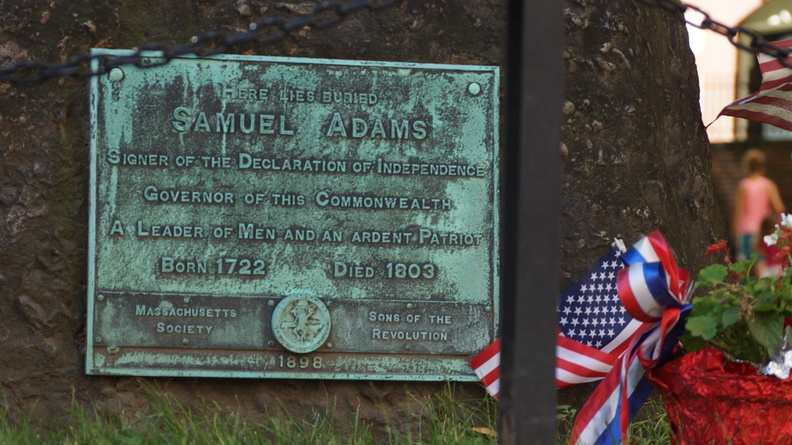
[750,312,784,350]
[697,264,728,286]
[719,325,768,364]
[753,292,779,312]
[721,306,740,328]
[679,331,709,353]
[685,315,719,340]
[729,256,757,277]
[688,295,724,316]
[779,286,792,305]
[754,278,775,293]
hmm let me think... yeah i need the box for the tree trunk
[0,0,724,429]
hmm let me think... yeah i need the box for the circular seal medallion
[271,295,331,353]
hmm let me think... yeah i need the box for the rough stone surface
[0,0,724,431]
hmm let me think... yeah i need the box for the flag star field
[557,249,632,349]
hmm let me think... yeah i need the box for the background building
[692,0,792,229]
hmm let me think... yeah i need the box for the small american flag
[718,37,792,132]
[469,339,500,397]
[571,231,691,445]
[471,241,643,395]
[556,243,644,388]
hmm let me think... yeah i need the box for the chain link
[6,0,790,84]
[0,0,398,84]
[637,0,792,67]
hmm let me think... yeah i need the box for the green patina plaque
[87,49,499,380]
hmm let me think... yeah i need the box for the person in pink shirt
[733,149,785,262]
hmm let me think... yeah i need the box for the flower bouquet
[646,215,792,444]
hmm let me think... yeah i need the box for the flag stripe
[724,84,792,108]
[617,268,650,321]
[479,366,500,388]
[725,88,792,108]
[727,90,792,112]
[572,323,655,445]
[730,91,759,107]
[485,379,500,398]
[759,74,792,91]
[627,237,660,263]
[721,99,792,133]
[469,338,500,368]
[757,38,792,68]
[755,58,792,81]
[627,264,665,319]
[556,358,609,385]
[647,232,680,293]
[473,353,500,381]
[597,369,650,445]
[719,37,792,132]
[556,333,621,387]
[572,360,623,444]
[600,319,642,355]
[556,370,610,387]
[643,263,679,308]
[556,352,612,376]
[558,333,619,364]
[721,109,792,132]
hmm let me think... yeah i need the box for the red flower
[706,240,728,256]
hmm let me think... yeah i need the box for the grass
[0,382,672,444]
[627,398,672,444]
[556,398,672,444]
[0,383,500,445]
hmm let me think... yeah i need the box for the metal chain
[637,0,792,67]
[0,0,399,84]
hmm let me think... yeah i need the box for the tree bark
[0,0,724,428]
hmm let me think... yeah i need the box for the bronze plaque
[87,50,499,379]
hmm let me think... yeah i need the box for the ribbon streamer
[571,231,693,445]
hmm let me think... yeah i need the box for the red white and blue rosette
[571,231,694,445]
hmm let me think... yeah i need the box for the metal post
[499,0,564,443]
